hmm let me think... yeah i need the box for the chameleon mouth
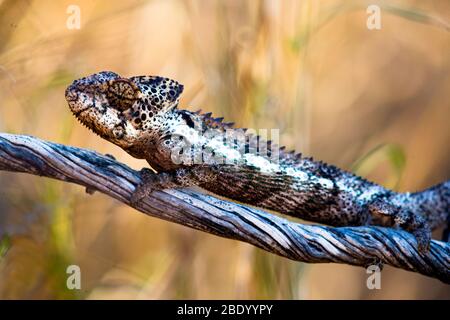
[65,83,98,132]
[72,104,93,118]
[65,81,101,118]
[65,82,84,111]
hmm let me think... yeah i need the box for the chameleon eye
[106,78,139,111]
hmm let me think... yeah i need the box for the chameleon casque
[66,71,450,252]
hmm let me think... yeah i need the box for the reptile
[65,71,450,251]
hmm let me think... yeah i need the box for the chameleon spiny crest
[66,71,450,252]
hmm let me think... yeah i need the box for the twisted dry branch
[0,133,448,283]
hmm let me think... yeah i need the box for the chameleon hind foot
[394,209,431,253]
[368,198,431,253]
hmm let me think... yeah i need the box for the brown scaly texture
[65,71,450,251]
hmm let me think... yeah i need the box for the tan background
[0,0,449,299]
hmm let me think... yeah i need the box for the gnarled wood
[0,133,448,283]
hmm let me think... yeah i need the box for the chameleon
[65,71,450,251]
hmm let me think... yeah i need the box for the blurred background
[0,0,449,299]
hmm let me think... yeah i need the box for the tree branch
[0,133,448,283]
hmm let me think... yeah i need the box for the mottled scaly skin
[65,71,450,251]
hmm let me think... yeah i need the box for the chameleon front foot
[130,167,204,206]
[130,168,159,206]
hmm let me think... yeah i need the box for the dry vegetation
[0,0,449,299]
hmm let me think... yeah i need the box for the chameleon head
[65,71,184,151]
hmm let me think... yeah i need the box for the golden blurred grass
[0,0,449,299]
